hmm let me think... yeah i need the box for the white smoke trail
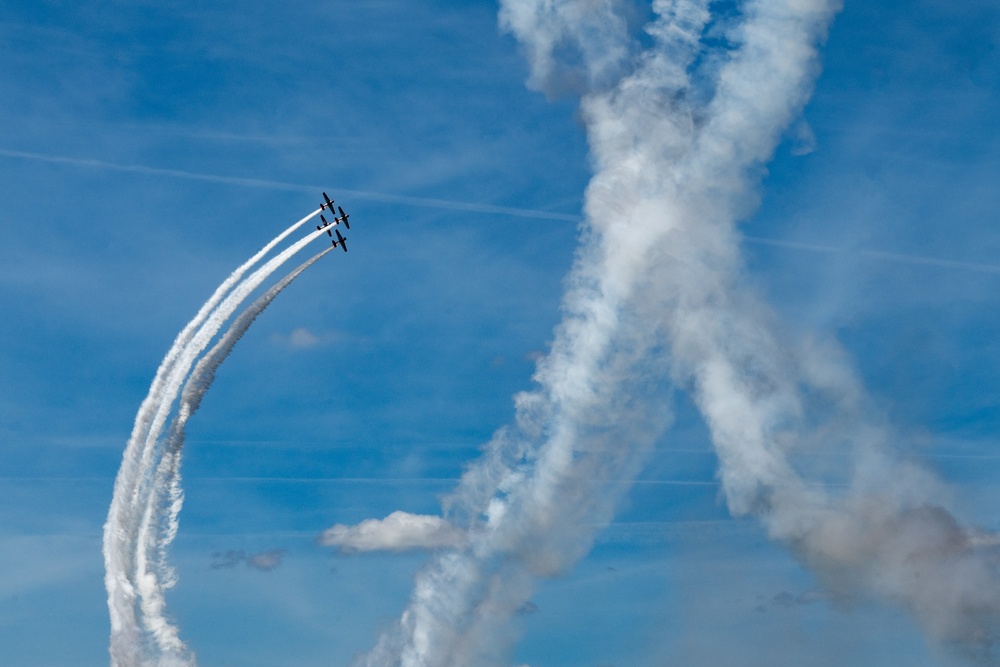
[104,208,321,666]
[124,207,323,521]
[105,214,336,666]
[128,247,335,664]
[354,1,1000,665]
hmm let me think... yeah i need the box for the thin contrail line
[5,146,995,275]
[743,235,842,254]
[860,248,1000,275]
[3,521,744,540]
[184,477,719,485]
[0,147,581,222]
[745,234,1000,275]
[0,476,715,484]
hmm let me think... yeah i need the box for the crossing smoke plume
[348,1,1000,665]
[103,210,334,667]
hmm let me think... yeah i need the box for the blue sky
[1,1,999,665]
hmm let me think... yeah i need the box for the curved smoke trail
[355,1,1000,665]
[105,216,335,666]
[104,208,322,666]
[132,246,335,662]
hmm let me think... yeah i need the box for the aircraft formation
[318,192,351,252]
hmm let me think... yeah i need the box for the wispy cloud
[760,589,827,611]
[210,549,287,571]
[246,549,287,571]
[268,327,342,349]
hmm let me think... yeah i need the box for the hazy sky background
[1,1,999,665]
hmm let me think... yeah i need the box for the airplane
[332,228,348,252]
[335,206,350,229]
[317,214,335,236]
[321,192,336,213]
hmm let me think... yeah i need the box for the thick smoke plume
[350,1,1000,665]
[104,210,335,667]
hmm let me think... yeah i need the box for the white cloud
[288,327,321,348]
[318,511,465,553]
[270,327,338,349]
